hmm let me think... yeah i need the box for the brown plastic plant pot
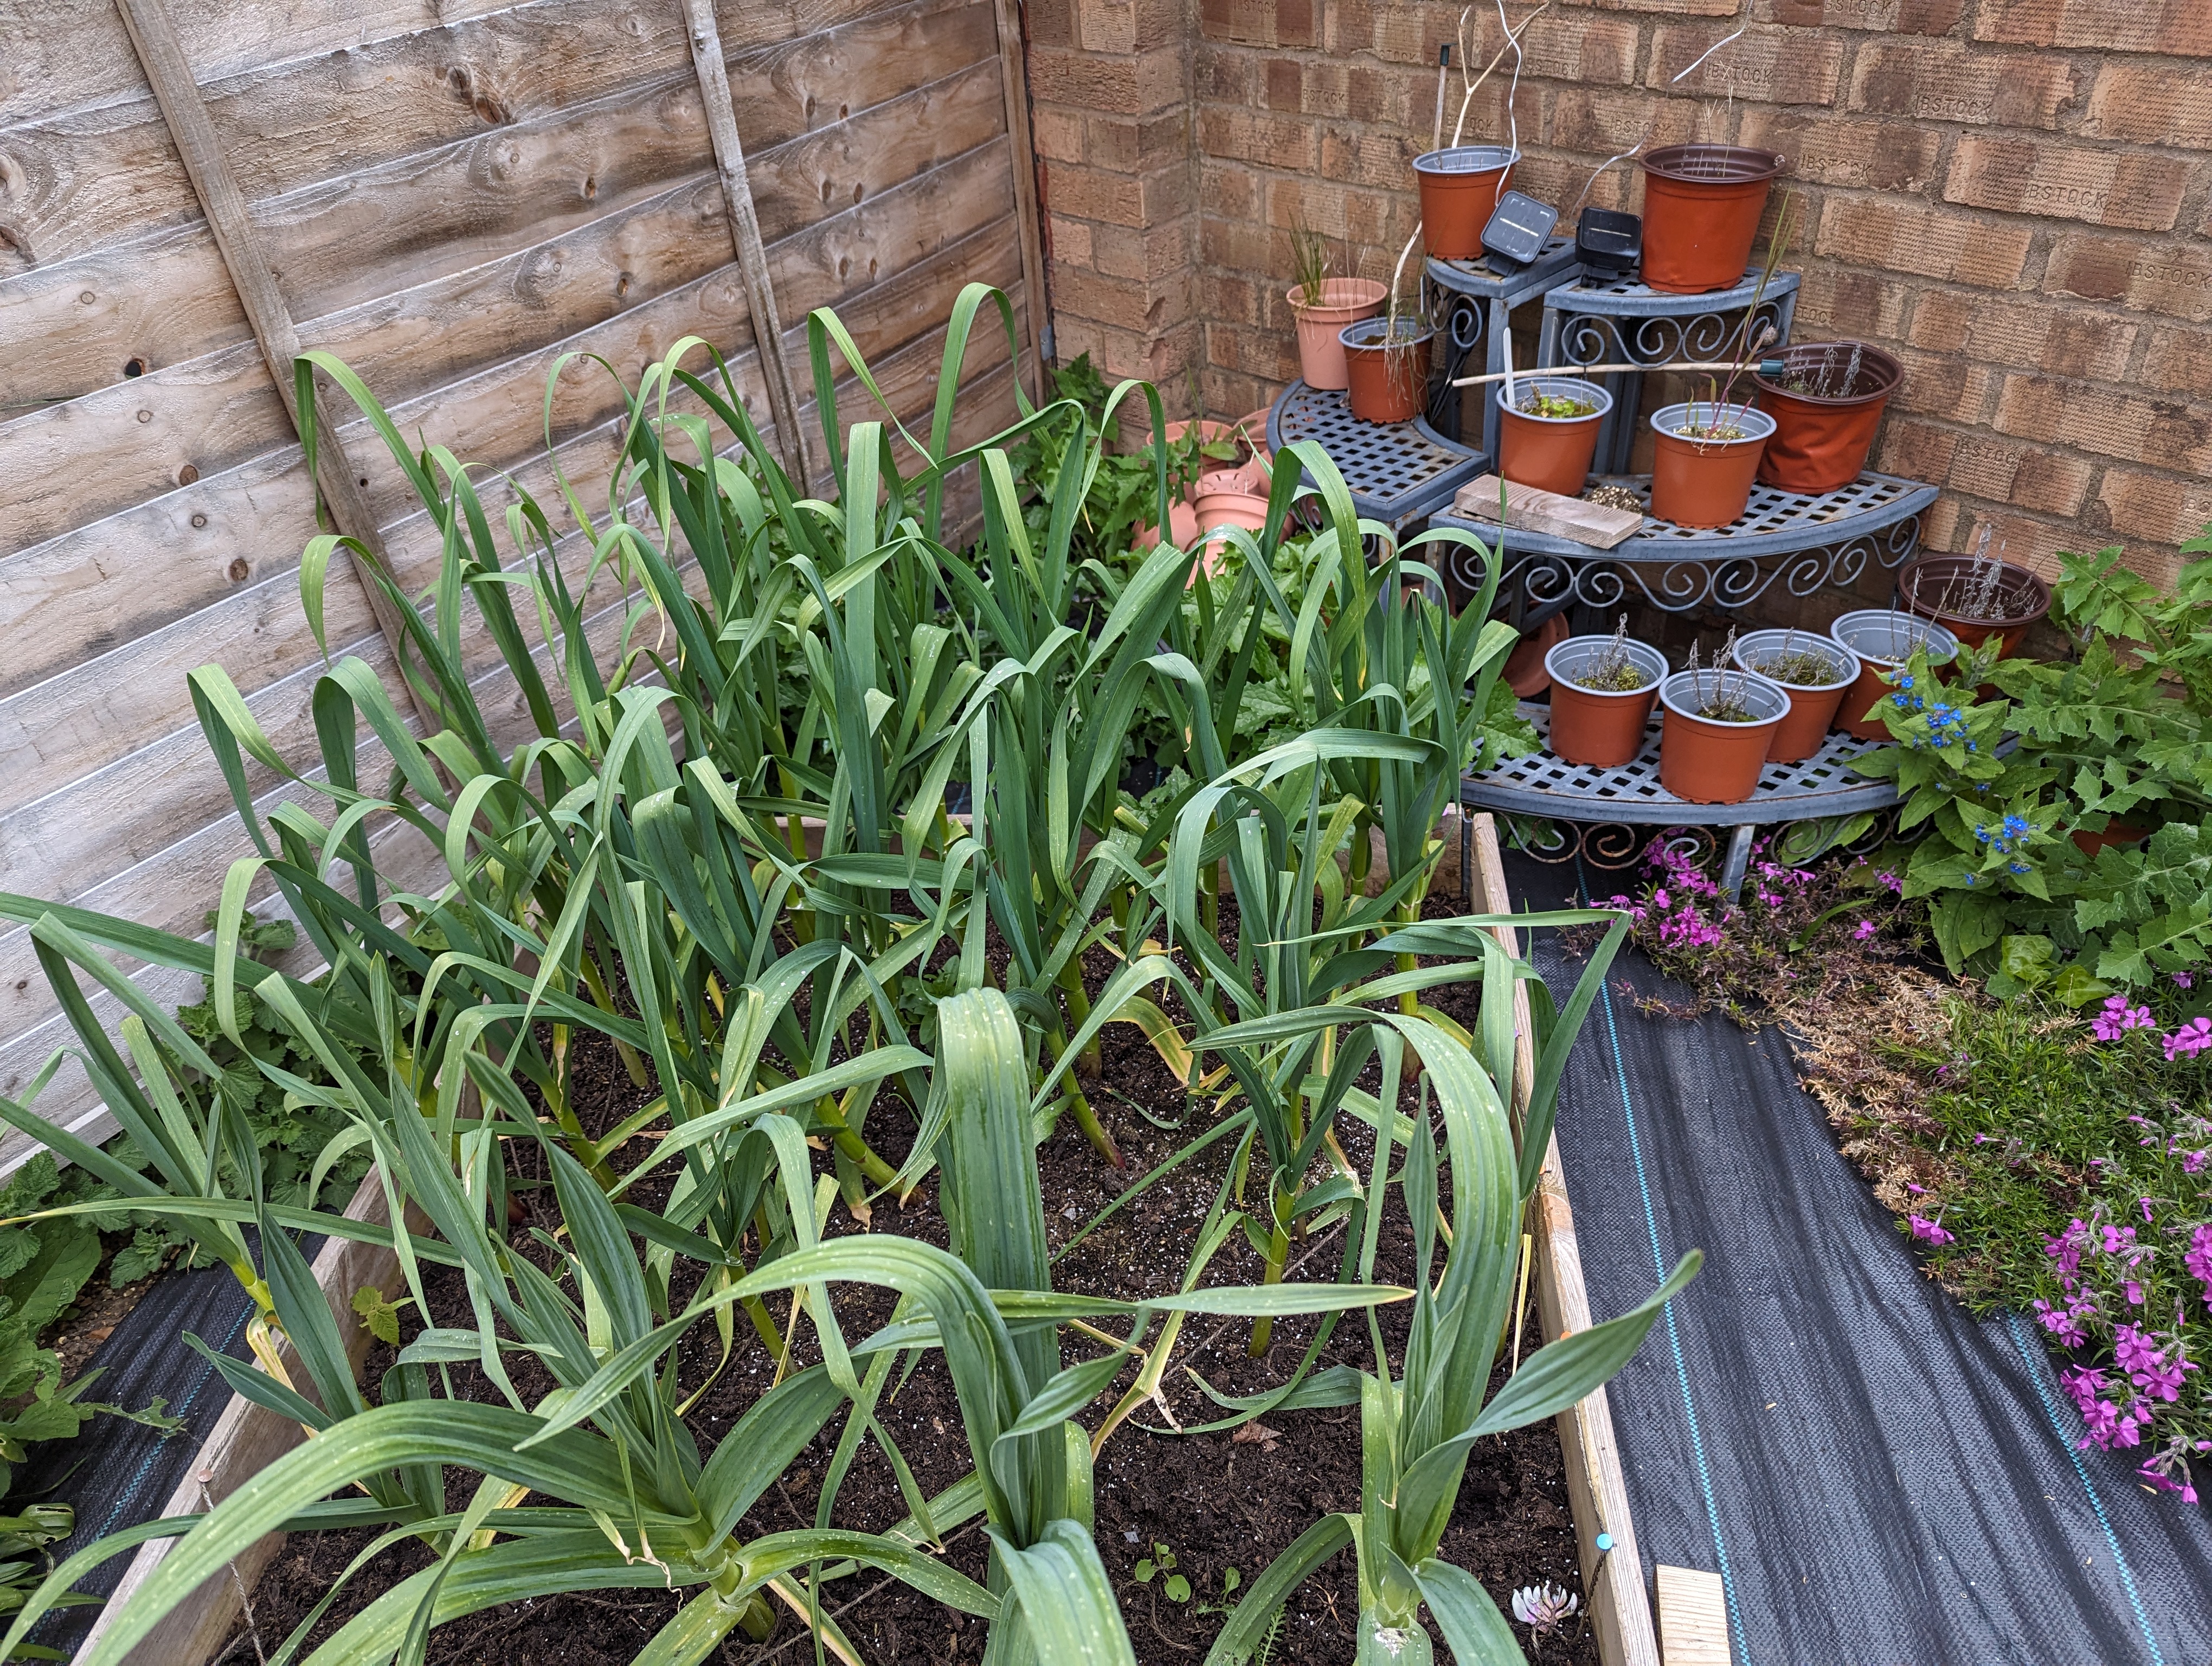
[2073,819,2154,857]
[1828,610,1959,741]
[1543,635,1668,768]
[1414,146,1519,261]
[1287,278,1387,390]
[1192,486,1275,581]
[1657,668,1791,804]
[1731,629,1860,763]
[1504,613,1570,698]
[1752,341,1902,493]
[1649,401,1775,529]
[1339,317,1433,425]
[1896,552,2053,658]
[1639,145,1787,294]
[1495,376,1614,497]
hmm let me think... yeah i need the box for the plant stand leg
[1720,823,1757,903]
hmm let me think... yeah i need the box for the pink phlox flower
[1905,1182,1926,1196]
[2163,1016,2212,1060]
[2142,1196,2156,1224]
[1854,919,1878,940]
[1877,869,1902,893]
[1652,888,1670,908]
[2185,1149,2209,1175]
[2185,1224,2212,1306]
[2045,1219,2088,1280]
[2093,995,2154,1041]
[2114,1325,2163,1375]
[2033,1295,2095,1349]
[2175,971,2195,989]
[1909,1214,1954,1247]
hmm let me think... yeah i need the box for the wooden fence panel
[0,0,1045,1169]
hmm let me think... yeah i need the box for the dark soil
[221,894,1599,1666]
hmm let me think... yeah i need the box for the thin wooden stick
[994,0,1054,403]
[681,0,812,486]
[1454,356,1784,388]
[112,0,434,727]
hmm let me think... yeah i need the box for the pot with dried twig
[1829,609,1959,740]
[1897,533,2051,657]
[1650,400,1774,528]
[1658,641,1790,803]
[1752,341,1902,492]
[1731,628,1859,762]
[1340,315,1433,424]
[1544,624,1666,767]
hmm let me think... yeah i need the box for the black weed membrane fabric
[1508,854,2212,1666]
[16,1253,262,1658]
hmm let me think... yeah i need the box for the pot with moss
[1544,623,1666,768]
[1731,628,1859,762]
[1496,375,1613,497]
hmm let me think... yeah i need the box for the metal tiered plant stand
[1432,470,1939,631]
[1463,706,1902,902]
[1266,382,1486,529]
[1536,267,1802,476]
[1423,235,1585,461]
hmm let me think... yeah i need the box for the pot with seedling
[1649,396,1775,527]
[1829,607,1959,740]
[1495,375,1612,497]
[1340,310,1435,425]
[1659,631,1790,802]
[1898,526,2052,657]
[1544,617,1667,767]
[1731,627,1859,761]
[1752,340,1902,492]
[1285,221,1385,390]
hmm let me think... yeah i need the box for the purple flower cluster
[1908,1213,1955,1247]
[2093,995,2155,1041]
[2165,1016,2212,1061]
[2037,1208,2210,1498]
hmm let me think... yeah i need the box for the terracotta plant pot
[1639,145,1787,294]
[1649,401,1775,529]
[1731,629,1860,764]
[2073,818,2153,857]
[1134,499,1200,553]
[1828,610,1959,741]
[1752,342,1903,493]
[1504,613,1570,698]
[1896,553,2053,658]
[1192,486,1274,579]
[1339,317,1433,425]
[1230,408,1275,470]
[1414,146,1519,261]
[1658,668,1791,804]
[1544,636,1667,768]
[1495,376,1613,498]
[1287,278,1387,390]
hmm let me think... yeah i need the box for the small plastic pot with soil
[1638,145,1787,294]
[1649,401,1775,529]
[1545,632,1667,768]
[1340,316,1433,425]
[1897,548,2053,657]
[1658,665,1791,804]
[1496,376,1613,498]
[1752,341,1902,494]
[1829,609,1959,741]
[1414,145,1519,260]
[1731,628,1860,762]
[1287,277,1387,390]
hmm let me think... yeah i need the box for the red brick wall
[1028,0,2212,584]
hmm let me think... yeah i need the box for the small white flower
[1510,1581,1580,1633]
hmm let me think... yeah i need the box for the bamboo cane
[1452,357,1785,389]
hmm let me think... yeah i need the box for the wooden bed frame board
[80,1173,415,1666]
[1467,811,1662,1666]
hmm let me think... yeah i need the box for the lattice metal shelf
[1423,236,1584,459]
[1431,469,1938,617]
[1462,700,1901,897]
[1267,381,1487,526]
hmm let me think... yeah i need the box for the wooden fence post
[993,0,1051,401]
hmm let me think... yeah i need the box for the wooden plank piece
[1655,1566,1732,1666]
[681,0,808,483]
[991,0,1049,400]
[1454,473,1644,550]
[1468,812,1662,1666]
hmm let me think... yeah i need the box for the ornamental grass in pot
[1340,313,1433,424]
[1544,619,1666,767]
[1658,634,1791,804]
[1413,144,1519,260]
[1650,398,1774,528]
[1898,528,2052,657]
[1638,144,1787,294]
[1829,608,1959,740]
[1731,627,1859,762]
[1285,221,1384,390]
[1752,340,1902,493]
[1496,376,1612,497]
